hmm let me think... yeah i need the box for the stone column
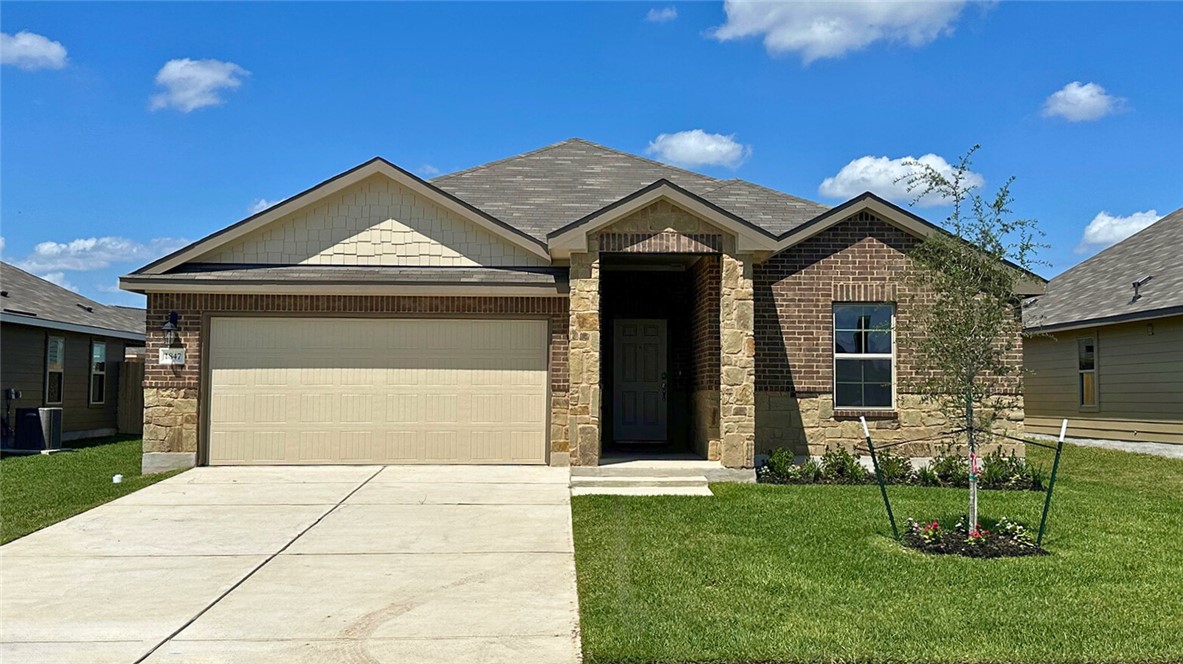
[568,250,602,466]
[719,253,756,468]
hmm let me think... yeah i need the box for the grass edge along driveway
[572,443,1183,663]
[1,436,183,544]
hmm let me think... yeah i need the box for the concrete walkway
[0,465,581,663]
[1031,434,1183,460]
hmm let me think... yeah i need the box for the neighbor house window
[1078,337,1097,408]
[46,336,64,405]
[90,341,107,405]
[833,304,894,409]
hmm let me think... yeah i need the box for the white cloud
[16,236,189,273]
[0,236,5,256]
[819,154,985,207]
[417,164,442,177]
[1075,209,1160,253]
[646,130,751,168]
[1,31,68,70]
[710,0,968,63]
[150,58,249,112]
[646,7,678,23]
[248,198,276,214]
[1042,81,1126,122]
[40,272,78,292]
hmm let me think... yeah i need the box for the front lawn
[572,444,1183,663]
[0,436,183,544]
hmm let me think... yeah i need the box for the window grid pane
[833,304,894,409]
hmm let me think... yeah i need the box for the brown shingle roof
[432,138,828,240]
[1023,206,1183,331]
[1,262,145,337]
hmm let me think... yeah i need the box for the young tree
[900,145,1044,528]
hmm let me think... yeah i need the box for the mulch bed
[900,530,1048,558]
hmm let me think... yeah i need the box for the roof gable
[194,174,548,268]
[547,180,779,256]
[137,158,548,275]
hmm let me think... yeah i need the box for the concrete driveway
[0,465,580,663]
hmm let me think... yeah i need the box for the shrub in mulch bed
[757,446,1046,491]
[901,516,1048,558]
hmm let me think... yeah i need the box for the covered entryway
[601,253,721,458]
[207,317,549,465]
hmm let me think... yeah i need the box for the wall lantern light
[162,311,179,347]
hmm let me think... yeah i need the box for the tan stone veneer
[719,253,757,468]
[755,393,1025,458]
[567,200,757,468]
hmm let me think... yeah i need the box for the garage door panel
[208,318,548,465]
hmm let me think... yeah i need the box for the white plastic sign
[159,348,186,365]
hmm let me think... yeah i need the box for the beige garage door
[207,317,549,465]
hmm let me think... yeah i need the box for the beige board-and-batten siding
[1025,315,1183,444]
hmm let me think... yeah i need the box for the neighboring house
[1,262,146,442]
[120,138,1032,473]
[1024,207,1183,444]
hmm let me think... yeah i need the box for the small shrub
[798,457,824,483]
[929,449,969,485]
[874,450,915,484]
[915,463,941,486]
[766,448,796,477]
[820,447,869,484]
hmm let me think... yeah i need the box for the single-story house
[1024,206,1183,444]
[1,262,146,443]
[120,138,1030,473]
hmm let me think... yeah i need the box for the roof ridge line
[431,138,584,181]
[1050,205,1180,283]
[566,137,722,184]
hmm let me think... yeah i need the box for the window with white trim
[90,341,107,405]
[46,336,64,405]
[1078,337,1097,408]
[833,304,894,409]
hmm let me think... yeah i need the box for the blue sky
[3,1,1181,307]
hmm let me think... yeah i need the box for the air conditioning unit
[14,407,63,451]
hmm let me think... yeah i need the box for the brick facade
[141,208,1024,470]
[142,293,570,462]
[753,212,1023,456]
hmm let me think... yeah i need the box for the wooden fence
[117,359,144,435]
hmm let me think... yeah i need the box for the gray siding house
[1,262,145,442]
[1024,206,1183,444]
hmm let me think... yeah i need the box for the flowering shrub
[906,518,944,544]
[902,515,1045,557]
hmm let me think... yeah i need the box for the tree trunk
[966,385,978,528]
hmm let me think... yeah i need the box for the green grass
[572,444,1183,663]
[0,436,183,544]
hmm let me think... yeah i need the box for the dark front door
[612,319,668,442]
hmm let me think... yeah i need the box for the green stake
[862,417,899,540]
[1037,419,1068,548]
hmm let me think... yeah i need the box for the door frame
[611,318,669,443]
